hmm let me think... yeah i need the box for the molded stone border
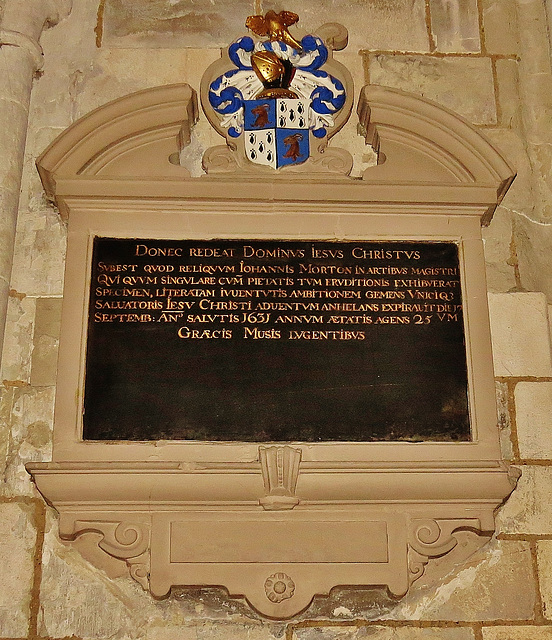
[29,81,516,619]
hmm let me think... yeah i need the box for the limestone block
[2,386,54,497]
[496,381,514,461]
[488,293,552,377]
[9,209,67,297]
[482,205,517,293]
[0,293,36,384]
[368,55,496,125]
[193,622,278,640]
[525,140,552,222]
[295,628,474,640]
[0,502,38,637]
[145,625,276,640]
[515,382,552,459]
[482,627,552,640]
[30,0,100,130]
[497,466,552,534]
[19,127,67,213]
[39,521,144,639]
[333,50,377,177]
[429,0,480,52]
[480,0,519,55]
[482,129,533,218]
[537,540,552,620]
[0,387,14,483]
[102,0,255,49]
[40,512,277,638]
[102,0,429,53]
[390,540,536,621]
[30,297,62,387]
[515,0,552,77]
[495,59,522,130]
[74,48,220,118]
[516,217,552,303]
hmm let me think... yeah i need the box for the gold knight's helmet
[251,51,298,99]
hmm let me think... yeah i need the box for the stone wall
[1,0,552,638]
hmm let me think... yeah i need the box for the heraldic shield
[244,98,310,169]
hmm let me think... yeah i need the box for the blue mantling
[208,33,346,139]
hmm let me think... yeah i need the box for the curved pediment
[37,83,198,199]
[358,84,514,190]
[36,82,514,226]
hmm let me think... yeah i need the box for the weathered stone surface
[515,382,552,459]
[497,466,552,534]
[483,205,517,293]
[30,297,62,387]
[102,0,429,53]
[482,627,552,640]
[2,386,54,497]
[496,381,514,461]
[516,217,552,303]
[9,209,67,297]
[389,540,536,621]
[294,627,475,640]
[189,622,279,640]
[482,128,534,221]
[488,293,552,377]
[0,386,14,484]
[514,0,552,223]
[74,47,220,117]
[144,623,279,640]
[0,293,36,384]
[39,519,144,639]
[292,0,430,53]
[32,0,103,128]
[102,0,255,49]
[429,0,480,52]
[495,59,522,130]
[334,51,377,178]
[480,0,519,55]
[40,514,283,638]
[537,540,552,620]
[481,129,535,296]
[368,55,496,125]
[19,127,68,213]
[0,501,37,637]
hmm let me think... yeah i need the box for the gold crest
[245,10,302,50]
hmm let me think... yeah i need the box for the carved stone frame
[28,83,516,618]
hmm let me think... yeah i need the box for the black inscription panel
[83,239,470,442]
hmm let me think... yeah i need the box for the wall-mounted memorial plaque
[29,77,516,619]
[85,238,469,443]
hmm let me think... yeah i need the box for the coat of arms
[202,10,352,173]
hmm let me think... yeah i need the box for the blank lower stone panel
[169,518,388,563]
[149,511,407,616]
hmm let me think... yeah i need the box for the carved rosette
[264,572,296,603]
[259,445,301,510]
